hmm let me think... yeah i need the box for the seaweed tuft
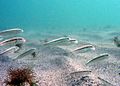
[4,67,37,86]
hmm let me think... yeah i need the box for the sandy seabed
[0,30,120,86]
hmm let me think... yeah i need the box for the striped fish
[44,37,78,45]
[70,70,92,76]
[73,44,95,52]
[86,53,109,65]
[0,46,19,55]
[0,37,26,46]
[44,37,70,45]
[13,48,36,60]
[0,28,23,37]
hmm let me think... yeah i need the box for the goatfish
[0,46,19,55]
[44,37,78,45]
[86,53,109,65]
[98,77,114,86]
[13,48,36,60]
[0,37,26,46]
[73,44,95,52]
[0,28,23,37]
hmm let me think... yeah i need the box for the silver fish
[0,46,19,55]
[13,48,36,60]
[98,77,114,86]
[73,44,95,52]
[44,37,78,46]
[69,70,91,78]
[44,37,70,45]
[0,28,23,37]
[0,37,26,46]
[86,53,109,65]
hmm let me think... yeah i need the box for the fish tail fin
[0,42,3,46]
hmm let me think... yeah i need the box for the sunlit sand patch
[67,58,86,71]
[35,70,66,86]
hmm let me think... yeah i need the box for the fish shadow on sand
[0,55,12,62]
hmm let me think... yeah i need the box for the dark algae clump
[4,67,37,86]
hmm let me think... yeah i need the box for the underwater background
[0,0,120,86]
[0,0,120,35]
[0,0,120,47]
